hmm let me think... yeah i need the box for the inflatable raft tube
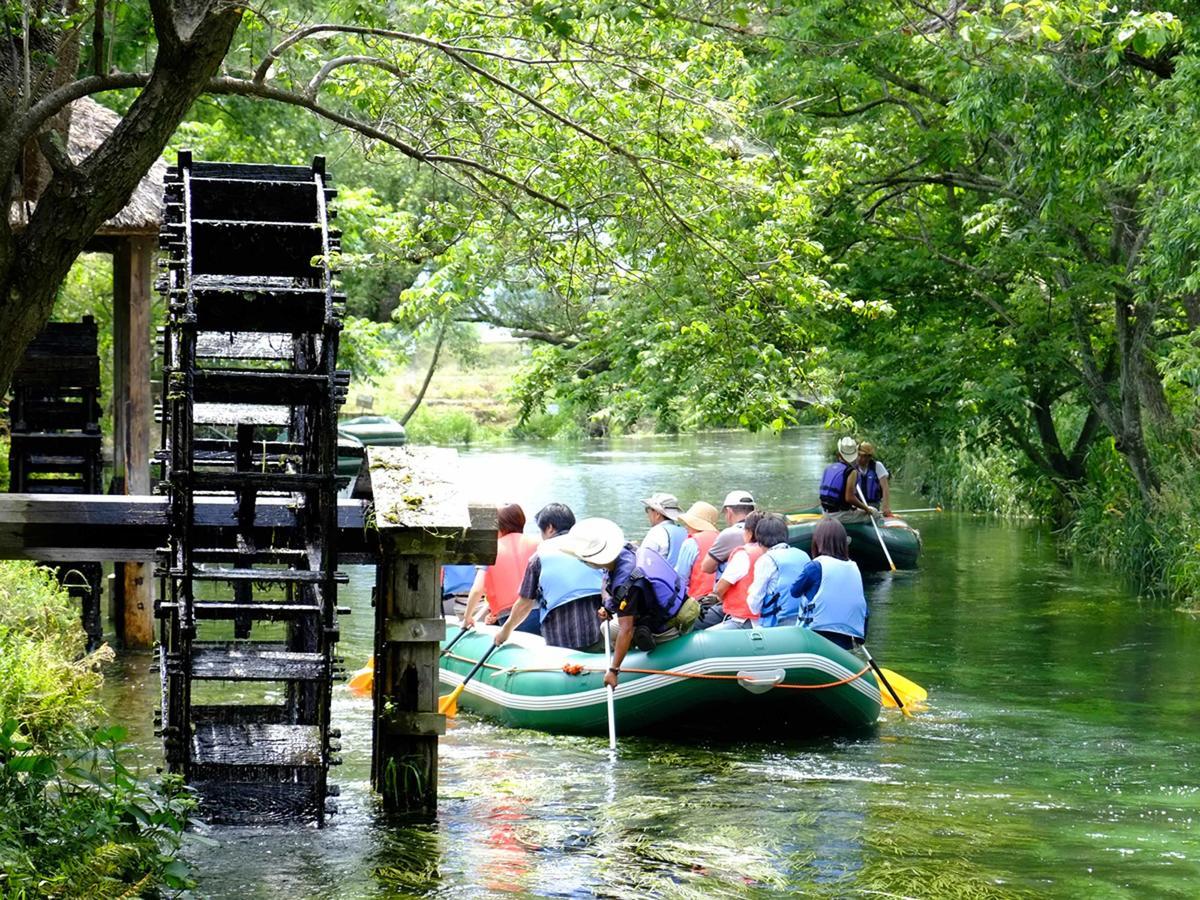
[439,624,881,737]
[787,509,922,571]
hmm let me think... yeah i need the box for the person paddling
[463,503,541,632]
[856,441,892,518]
[562,517,700,690]
[492,503,605,651]
[640,492,687,567]
[673,501,720,599]
[819,436,876,522]
[788,518,867,650]
[745,513,812,627]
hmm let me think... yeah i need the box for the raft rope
[441,652,873,691]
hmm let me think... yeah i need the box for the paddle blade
[347,656,375,697]
[438,684,465,717]
[874,668,927,710]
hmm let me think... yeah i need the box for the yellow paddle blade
[786,513,823,522]
[438,684,465,717]
[874,667,928,710]
[347,655,375,697]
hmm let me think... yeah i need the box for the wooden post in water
[368,446,495,818]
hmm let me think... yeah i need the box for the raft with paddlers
[437,623,883,736]
[786,508,922,571]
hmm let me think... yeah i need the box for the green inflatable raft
[439,624,881,736]
[787,509,922,571]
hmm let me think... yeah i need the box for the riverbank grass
[0,561,193,896]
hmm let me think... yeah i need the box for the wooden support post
[368,447,495,818]
[112,236,155,649]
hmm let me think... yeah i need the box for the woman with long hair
[787,518,867,649]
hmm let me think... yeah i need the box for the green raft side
[786,510,921,571]
[439,626,881,737]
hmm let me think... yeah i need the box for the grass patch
[0,561,193,896]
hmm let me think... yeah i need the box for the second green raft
[439,624,882,737]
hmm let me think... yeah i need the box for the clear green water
[98,428,1200,897]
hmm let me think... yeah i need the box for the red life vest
[687,530,719,598]
[720,544,765,620]
[483,532,540,616]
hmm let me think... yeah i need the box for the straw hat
[641,492,683,520]
[560,517,627,567]
[837,436,859,463]
[858,441,875,457]
[677,501,719,533]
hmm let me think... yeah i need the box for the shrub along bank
[0,561,192,897]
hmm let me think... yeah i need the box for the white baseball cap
[721,490,755,508]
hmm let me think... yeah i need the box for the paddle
[856,484,897,572]
[348,625,474,697]
[875,666,927,709]
[602,621,618,751]
[861,644,912,718]
[439,643,498,717]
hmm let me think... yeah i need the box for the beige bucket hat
[676,501,719,533]
[641,492,683,520]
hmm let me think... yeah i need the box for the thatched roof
[9,97,164,235]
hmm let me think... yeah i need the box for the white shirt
[642,521,673,558]
[719,547,752,586]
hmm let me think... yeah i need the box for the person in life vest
[561,517,700,689]
[700,489,757,580]
[441,564,478,617]
[673,500,720,600]
[492,503,605,650]
[640,492,687,567]
[463,503,541,632]
[819,436,877,522]
[856,441,892,518]
[699,511,766,629]
[744,513,811,627]
[788,518,867,650]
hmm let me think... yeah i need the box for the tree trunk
[400,319,449,426]
[0,4,242,394]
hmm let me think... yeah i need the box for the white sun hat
[560,517,627,567]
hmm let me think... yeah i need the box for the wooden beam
[112,237,156,648]
[368,447,497,819]
[0,494,377,562]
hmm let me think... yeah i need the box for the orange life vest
[483,532,540,616]
[720,543,765,621]
[687,530,719,598]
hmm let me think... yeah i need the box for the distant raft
[787,509,922,571]
[438,624,882,736]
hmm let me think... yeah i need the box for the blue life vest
[441,564,476,598]
[859,461,884,505]
[802,557,867,639]
[819,461,854,512]
[758,545,812,627]
[607,545,685,623]
[662,521,686,567]
[537,547,604,616]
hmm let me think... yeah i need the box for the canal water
[99,428,1200,898]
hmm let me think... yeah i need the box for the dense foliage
[0,562,192,896]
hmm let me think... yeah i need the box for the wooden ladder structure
[8,317,105,650]
[155,152,348,823]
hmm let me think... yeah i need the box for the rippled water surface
[98,429,1200,897]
